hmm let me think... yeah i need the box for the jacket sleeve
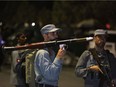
[11,51,19,70]
[75,50,90,78]
[34,49,63,81]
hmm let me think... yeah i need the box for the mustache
[50,38,59,41]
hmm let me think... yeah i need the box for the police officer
[34,24,66,87]
[75,29,116,87]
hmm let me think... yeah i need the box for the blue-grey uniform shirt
[34,48,63,86]
[75,49,116,87]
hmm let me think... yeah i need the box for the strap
[89,48,113,86]
[89,48,101,66]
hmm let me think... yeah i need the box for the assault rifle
[3,37,93,51]
[89,48,115,87]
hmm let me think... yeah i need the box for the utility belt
[38,84,58,87]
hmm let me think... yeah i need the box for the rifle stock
[3,37,93,51]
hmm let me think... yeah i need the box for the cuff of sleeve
[53,58,63,66]
[83,68,88,77]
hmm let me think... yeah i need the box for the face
[43,31,58,41]
[18,34,27,45]
[94,35,106,48]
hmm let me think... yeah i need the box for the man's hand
[88,65,103,74]
[56,47,66,60]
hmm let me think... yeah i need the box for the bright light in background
[106,23,111,29]
[24,22,29,28]
[0,40,5,45]
[31,22,35,26]
[1,40,5,44]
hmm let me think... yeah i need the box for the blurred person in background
[10,33,28,87]
[75,29,116,87]
[0,36,5,72]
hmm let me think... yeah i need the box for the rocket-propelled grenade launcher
[3,37,93,51]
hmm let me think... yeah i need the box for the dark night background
[1,1,116,43]
[0,1,116,87]
[0,0,116,64]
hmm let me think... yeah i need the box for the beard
[96,41,105,48]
